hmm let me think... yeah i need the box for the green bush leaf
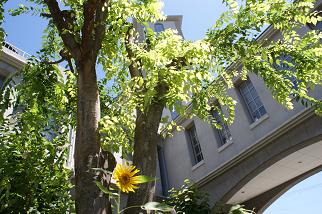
[141,202,173,212]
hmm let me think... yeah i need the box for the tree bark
[74,59,115,214]
[125,102,165,214]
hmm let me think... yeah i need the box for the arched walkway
[223,136,322,213]
[198,112,322,211]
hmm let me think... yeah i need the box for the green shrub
[165,179,211,214]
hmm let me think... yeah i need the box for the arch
[221,133,322,212]
[255,165,322,213]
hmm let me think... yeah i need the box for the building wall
[162,75,322,189]
[156,14,322,201]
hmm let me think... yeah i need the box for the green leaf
[135,175,157,184]
[94,181,118,197]
[141,202,173,212]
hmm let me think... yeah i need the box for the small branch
[40,13,51,18]
[43,58,64,65]
[67,58,75,74]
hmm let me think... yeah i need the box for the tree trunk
[74,59,115,214]
[125,103,165,214]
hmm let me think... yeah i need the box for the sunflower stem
[117,190,121,214]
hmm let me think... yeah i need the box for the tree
[0,62,74,213]
[112,1,322,212]
[1,0,322,213]
[0,0,164,213]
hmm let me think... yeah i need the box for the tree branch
[94,0,111,54]
[81,0,97,58]
[125,25,141,78]
[43,58,64,65]
[43,0,81,59]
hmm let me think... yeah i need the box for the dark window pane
[250,87,258,99]
[245,92,252,103]
[154,23,165,32]
[248,101,257,112]
[259,106,267,115]
[197,154,203,162]
[253,111,261,120]
[240,79,267,122]
[187,124,203,164]
[211,109,232,147]
[171,110,179,120]
[254,97,263,108]
[316,21,322,31]
[195,145,201,154]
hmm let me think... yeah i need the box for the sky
[2,1,322,213]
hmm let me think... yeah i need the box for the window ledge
[217,140,233,153]
[249,114,269,130]
[192,160,205,171]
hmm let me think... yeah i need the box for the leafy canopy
[0,0,322,211]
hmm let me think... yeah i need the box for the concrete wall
[161,75,322,188]
[157,12,322,207]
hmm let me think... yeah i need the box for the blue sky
[3,1,322,213]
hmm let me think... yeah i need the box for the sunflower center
[120,174,131,185]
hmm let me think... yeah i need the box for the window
[157,146,169,196]
[308,11,322,31]
[154,23,165,33]
[211,110,232,147]
[186,124,203,164]
[239,79,267,122]
[273,55,298,89]
[171,101,181,120]
[171,110,179,120]
[310,21,322,31]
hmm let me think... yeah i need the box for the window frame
[273,54,298,89]
[211,110,233,147]
[238,78,267,122]
[157,146,169,196]
[186,123,203,165]
[154,23,165,33]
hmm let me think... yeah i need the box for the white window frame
[211,110,232,147]
[239,79,267,122]
[186,123,203,165]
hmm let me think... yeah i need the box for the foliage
[165,179,211,214]
[1,0,321,164]
[227,205,255,214]
[211,203,255,214]
[0,0,322,211]
[98,0,322,151]
[164,180,255,214]
[0,59,75,212]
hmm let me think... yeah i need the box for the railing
[2,41,31,59]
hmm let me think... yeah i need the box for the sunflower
[113,163,141,193]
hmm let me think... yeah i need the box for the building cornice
[1,47,27,70]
